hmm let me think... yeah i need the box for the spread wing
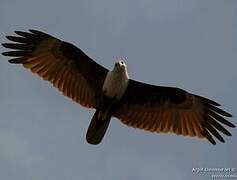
[2,30,108,108]
[114,80,235,145]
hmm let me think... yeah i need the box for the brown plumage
[2,29,235,145]
[114,80,234,145]
[2,30,108,108]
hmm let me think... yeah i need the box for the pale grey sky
[0,0,237,180]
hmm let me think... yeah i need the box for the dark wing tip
[2,29,54,62]
[226,119,236,128]
[196,95,221,106]
[200,97,235,144]
[208,104,233,118]
[209,138,217,145]
[202,129,217,145]
[8,58,24,64]
[1,50,28,57]
[28,29,53,38]
[5,35,17,41]
[2,51,24,57]
[14,30,30,36]
[1,43,9,48]
[224,111,233,118]
[210,125,225,142]
[207,116,233,136]
[231,123,236,128]
[1,51,7,56]
[29,29,41,33]
[210,110,235,128]
[5,35,29,43]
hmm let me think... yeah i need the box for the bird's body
[86,60,129,144]
[2,30,235,145]
[102,61,129,100]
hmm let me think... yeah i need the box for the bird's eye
[121,61,124,64]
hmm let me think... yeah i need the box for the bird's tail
[86,110,111,145]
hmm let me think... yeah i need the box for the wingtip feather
[1,43,8,48]
[2,51,8,56]
[28,29,52,38]
[8,58,24,64]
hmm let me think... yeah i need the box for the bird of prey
[2,30,235,145]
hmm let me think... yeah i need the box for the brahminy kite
[2,30,235,145]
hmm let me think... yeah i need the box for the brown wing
[2,30,108,108]
[114,80,235,145]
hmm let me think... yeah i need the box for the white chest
[102,71,129,99]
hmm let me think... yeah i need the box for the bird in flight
[2,30,235,145]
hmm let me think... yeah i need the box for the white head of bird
[113,59,128,74]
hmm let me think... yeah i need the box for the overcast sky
[0,0,237,180]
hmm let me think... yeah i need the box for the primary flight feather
[2,30,235,145]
